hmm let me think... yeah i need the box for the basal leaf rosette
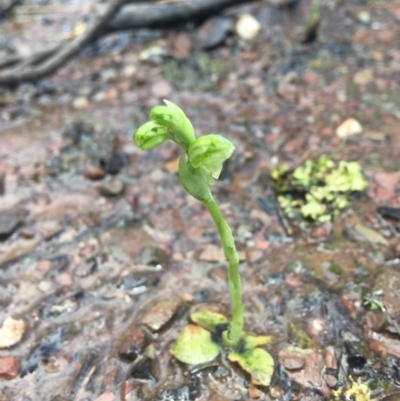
[150,100,196,150]
[188,134,235,185]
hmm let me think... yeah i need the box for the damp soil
[1,0,400,400]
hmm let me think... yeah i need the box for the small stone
[123,65,137,77]
[151,79,172,98]
[72,97,89,109]
[170,33,192,59]
[0,211,20,241]
[374,268,400,319]
[249,386,262,398]
[0,356,20,379]
[140,298,182,332]
[310,221,332,240]
[246,249,263,264]
[195,17,232,49]
[101,68,117,82]
[94,392,115,401]
[208,267,227,281]
[98,178,125,197]
[324,374,338,388]
[269,386,283,399]
[374,171,400,191]
[93,91,107,103]
[139,244,167,266]
[0,317,27,348]
[118,327,147,362]
[278,346,306,370]
[84,165,107,181]
[199,244,225,262]
[354,224,388,245]
[336,118,363,138]
[43,355,69,373]
[353,69,373,85]
[236,14,260,40]
[37,220,62,240]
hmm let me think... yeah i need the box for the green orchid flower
[188,134,235,185]
[133,121,169,150]
[149,100,196,149]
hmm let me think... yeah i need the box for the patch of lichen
[271,154,367,224]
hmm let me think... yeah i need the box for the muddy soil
[1,0,400,400]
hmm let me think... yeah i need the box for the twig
[0,0,126,85]
[0,0,254,85]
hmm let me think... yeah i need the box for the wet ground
[1,0,400,400]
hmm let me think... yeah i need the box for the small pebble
[0,356,20,380]
[84,165,107,181]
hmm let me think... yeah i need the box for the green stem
[203,196,243,345]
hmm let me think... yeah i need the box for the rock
[246,249,264,264]
[43,355,69,374]
[0,356,20,380]
[354,224,388,245]
[84,165,107,181]
[0,317,27,348]
[151,79,172,99]
[140,298,182,332]
[278,345,306,370]
[278,346,324,388]
[170,33,192,59]
[236,14,260,41]
[195,17,232,49]
[129,356,155,381]
[37,220,62,240]
[72,97,89,110]
[93,91,107,103]
[199,244,246,262]
[118,327,147,362]
[374,268,400,319]
[310,221,332,240]
[249,386,262,398]
[0,238,39,268]
[374,171,400,191]
[100,155,126,175]
[336,118,363,138]
[139,244,167,266]
[269,386,282,399]
[199,244,225,262]
[353,69,373,85]
[0,211,20,241]
[370,332,400,358]
[94,392,116,401]
[98,178,125,197]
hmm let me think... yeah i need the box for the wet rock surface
[1,0,400,399]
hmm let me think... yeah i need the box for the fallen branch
[0,0,254,86]
[107,0,254,32]
[0,0,125,85]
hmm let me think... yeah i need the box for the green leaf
[242,334,273,351]
[228,348,274,386]
[133,121,169,150]
[190,310,229,332]
[171,324,220,365]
